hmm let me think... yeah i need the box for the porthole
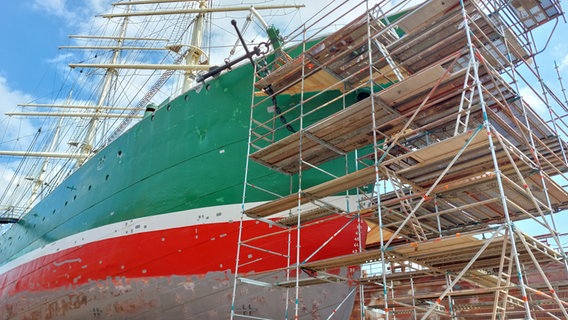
[167,105,171,111]
[206,84,211,91]
[184,94,189,102]
[356,91,370,101]
[105,174,110,181]
[117,150,122,157]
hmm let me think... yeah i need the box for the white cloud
[32,0,78,24]
[559,53,568,71]
[32,0,113,26]
[519,86,549,115]
[0,75,37,149]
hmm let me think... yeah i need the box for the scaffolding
[232,0,568,319]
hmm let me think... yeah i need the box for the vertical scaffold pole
[365,0,390,318]
[230,62,261,320]
[459,0,532,318]
[355,149,366,320]
[410,276,417,320]
[293,24,308,320]
[555,61,568,110]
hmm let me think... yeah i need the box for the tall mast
[182,0,207,92]
[25,117,63,211]
[77,6,132,166]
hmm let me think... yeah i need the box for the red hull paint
[1,215,364,297]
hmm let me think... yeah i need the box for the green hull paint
[0,57,362,264]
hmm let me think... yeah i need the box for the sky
[0,0,567,241]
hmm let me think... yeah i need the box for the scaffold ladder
[492,230,515,320]
[454,57,477,136]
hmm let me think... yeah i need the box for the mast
[76,5,131,167]
[24,117,63,211]
[183,0,207,92]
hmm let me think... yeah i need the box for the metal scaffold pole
[365,0,390,317]
[459,0,530,318]
[293,24,307,320]
[230,61,259,320]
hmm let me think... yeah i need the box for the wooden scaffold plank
[244,166,376,218]
[251,59,468,174]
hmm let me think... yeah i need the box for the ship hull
[1,204,364,319]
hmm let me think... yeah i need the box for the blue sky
[0,1,567,242]
[0,2,108,94]
[0,3,62,90]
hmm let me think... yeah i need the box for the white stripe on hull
[1,196,355,276]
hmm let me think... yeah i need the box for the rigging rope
[0,129,42,215]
